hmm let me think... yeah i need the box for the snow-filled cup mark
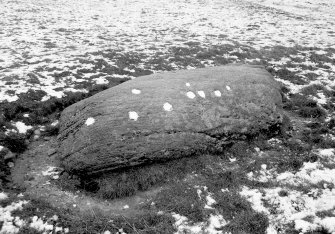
[185,83,191,87]
[214,90,221,97]
[129,111,139,121]
[197,91,206,98]
[85,117,95,126]
[186,91,196,99]
[131,89,141,94]
[226,86,231,91]
[163,102,173,111]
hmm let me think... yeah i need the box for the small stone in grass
[4,151,16,160]
[34,129,41,135]
[7,162,14,168]
[123,205,129,209]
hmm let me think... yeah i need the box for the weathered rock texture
[57,64,284,175]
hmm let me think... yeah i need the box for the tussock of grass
[309,53,334,64]
[0,132,28,153]
[11,199,56,220]
[271,68,307,85]
[153,183,206,222]
[223,212,269,234]
[12,198,177,234]
[214,192,269,234]
[90,155,211,199]
[283,94,327,119]
[0,149,11,189]
[261,45,300,60]
[206,170,242,191]
[300,84,331,97]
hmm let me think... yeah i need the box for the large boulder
[57,64,284,175]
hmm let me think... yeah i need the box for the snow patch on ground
[241,148,335,233]
[0,200,28,234]
[172,212,227,234]
[0,192,8,201]
[12,121,32,134]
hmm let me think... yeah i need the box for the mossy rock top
[57,64,284,175]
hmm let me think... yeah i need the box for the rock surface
[57,64,284,175]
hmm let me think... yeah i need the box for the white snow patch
[205,194,216,209]
[312,92,327,105]
[214,90,221,97]
[0,200,28,234]
[163,102,173,112]
[131,89,141,94]
[315,50,327,55]
[319,148,335,157]
[172,212,227,234]
[12,121,32,134]
[42,166,60,176]
[51,120,59,126]
[0,192,8,201]
[277,162,335,185]
[129,111,139,121]
[269,57,292,65]
[85,117,95,126]
[186,91,196,99]
[197,91,206,98]
[0,146,3,151]
[30,216,54,232]
[207,214,227,234]
[294,219,318,233]
[228,157,236,162]
[240,187,269,214]
[23,114,29,118]
[93,77,108,85]
[41,96,51,102]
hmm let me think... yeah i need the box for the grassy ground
[1,0,335,233]
[1,42,335,234]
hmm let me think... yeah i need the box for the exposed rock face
[57,64,284,175]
